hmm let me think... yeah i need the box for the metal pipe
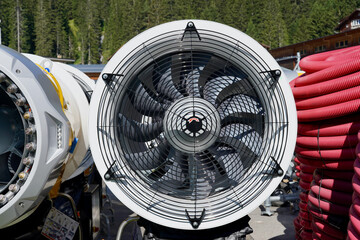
[116,215,140,240]
[269,193,299,202]
[57,192,83,240]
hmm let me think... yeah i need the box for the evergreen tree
[34,0,55,57]
[102,0,123,61]
[308,0,337,39]
[145,0,171,28]
[76,0,102,64]
[1,0,359,62]
[246,0,288,48]
[20,0,37,53]
[201,0,221,22]
[53,0,72,58]
[172,0,196,20]
[0,0,17,49]
[333,0,357,20]
[223,0,248,32]
[246,17,260,43]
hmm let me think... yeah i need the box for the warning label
[41,208,79,240]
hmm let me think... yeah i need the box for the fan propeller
[119,52,264,199]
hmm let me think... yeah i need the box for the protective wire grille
[96,24,289,227]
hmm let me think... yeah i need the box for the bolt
[22,157,34,166]
[277,169,284,176]
[104,173,111,180]
[25,126,36,135]
[23,111,33,120]
[18,172,28,181]
[0,195,7,205]
[102,74,108,80]
[19,202,25,208]
[192,222,198,228]
[275,70,281,76]
[7,84,18,93]
[188,22,194,28]
[15,69,21,74]
[9,184,19,193]
[25,142,36,152]
[15,97,26,106]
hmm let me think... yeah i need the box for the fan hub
[163,97,221,153]
[186,116,203,133]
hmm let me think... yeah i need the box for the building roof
[335,8,360,31]
[270,26,360,53]
[70,64,105,73]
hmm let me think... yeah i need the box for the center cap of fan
[163,97,221,153]
[186,117,202,133]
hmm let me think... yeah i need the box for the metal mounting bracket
[185,208,206,229]
[181,21,202,41]
[104,161,125,181]
[102,73,124,84]
[270,156,284,176]
[260,69,281,89]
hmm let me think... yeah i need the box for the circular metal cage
[89,20,297,230]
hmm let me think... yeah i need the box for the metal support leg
[100,213,111,239]
[57,192,83,240]
[116,216,140,240]
[261,197,273,216]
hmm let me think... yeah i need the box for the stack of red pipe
[291,46,360,240]
[348,131,360,239]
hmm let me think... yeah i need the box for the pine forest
[0,0,358,64]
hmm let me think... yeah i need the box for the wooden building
[270,9,360,69]
[71,64,105,80]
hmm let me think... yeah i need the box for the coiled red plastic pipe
[348,134,360,239]
[291,46,360,240]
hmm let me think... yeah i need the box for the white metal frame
[0,46,70,228]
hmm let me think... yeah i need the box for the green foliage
[34,0,54,57]
[307,0,338,39]
[0,0,17,49]
[0,0,358,62]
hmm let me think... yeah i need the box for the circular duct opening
[0,71,35,205]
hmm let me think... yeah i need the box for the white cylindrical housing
[89,20,297,230]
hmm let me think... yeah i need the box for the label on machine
[41,207,79,240]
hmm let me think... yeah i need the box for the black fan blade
[217,135,258,168]
[215,81,258,106]
[155,67,183,100]
[218,94,264,132]
[220,124,262,154]
[155,161,186,183]
[192,157,216,199]
[151,161,191,195]
[212,149,243,184]
[137,63,158,95]
[197,55,226,90]
[125,141,170,170]
[185,67,202,97]
[151,151,191,195]
[118,113,163,141]
[203,76,237,105]
[149,150,187,180]
[131,84,166,117]
[171,55,182,86]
